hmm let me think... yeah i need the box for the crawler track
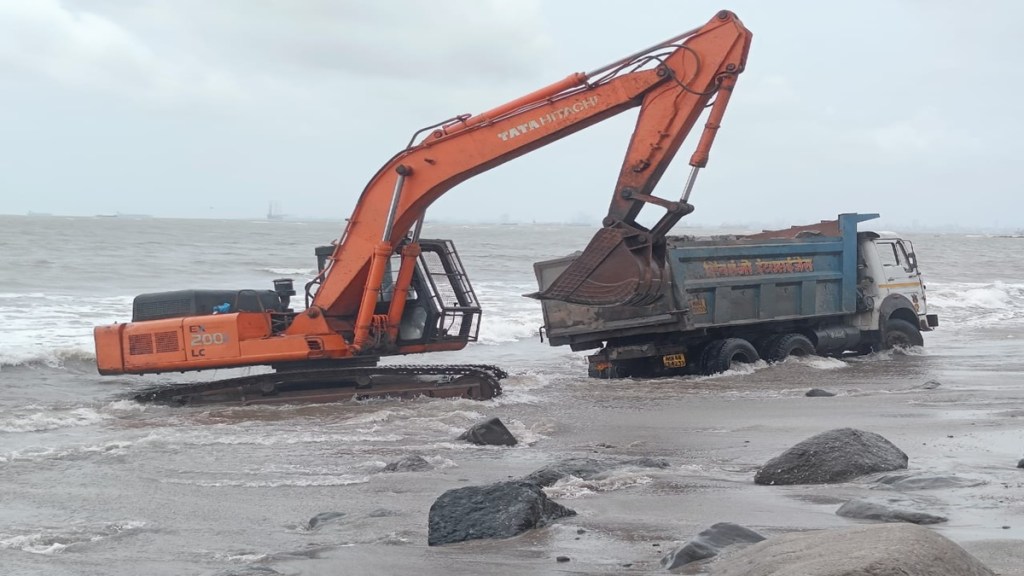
[133,364,506,406]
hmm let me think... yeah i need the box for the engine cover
[132,289,283,322]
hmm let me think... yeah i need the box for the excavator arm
[93,11,751,393]
[312,10,751,350]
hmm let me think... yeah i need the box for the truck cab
[855,232,938,346]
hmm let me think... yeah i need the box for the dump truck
[534,213,939,378]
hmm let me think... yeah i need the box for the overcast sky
[1,1,1021,230]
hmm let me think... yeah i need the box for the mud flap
[528,226,667,307]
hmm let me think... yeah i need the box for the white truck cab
[855,231,938,347]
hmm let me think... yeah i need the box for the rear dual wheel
[701,338,760,375]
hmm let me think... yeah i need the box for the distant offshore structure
[267,201,285,221]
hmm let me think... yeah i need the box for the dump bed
[535,213,877,347]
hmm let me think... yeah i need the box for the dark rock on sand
[919,379,942,389]
[383,454,433,472]
[805,388,836,397]
[836,499,947,525]
[661,522,765,570]
[556,556,570,563]
[754,428,908,485]
[709,523,994,576]
[874,473,984,490]
[306,511,345,530]
[1017,458,1024,469]
[457,417,517,446]
[427,481,575,546]
[522,456,670,487]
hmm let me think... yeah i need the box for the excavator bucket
[529,227,667,307]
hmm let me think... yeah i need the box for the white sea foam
[0,292,129,368]
[259,267,316,276]
[543,472,654,499]
[162,475,370,488]
[927,281,1024,328]
[0,521,145,555]
[0,407,108,433]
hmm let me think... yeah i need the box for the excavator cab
[314,239,481,349]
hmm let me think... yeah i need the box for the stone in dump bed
[522,457,671,487]
[457,417,517,446]
[754,428,908,485]
[427,481,576,546]
[660,522,765,570]
[836,499,947,525]
[709,523,994,576]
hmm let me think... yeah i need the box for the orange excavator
[94,11,752,405]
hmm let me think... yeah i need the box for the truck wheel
[881,319,924,349]
[766,333,816,363]
[702,338,759,375]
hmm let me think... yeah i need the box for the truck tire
[765,333,816,363]
[881,318,924,349]
[702,338,759,375]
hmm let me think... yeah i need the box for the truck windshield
[877,241,915,273]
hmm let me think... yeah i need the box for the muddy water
[1,216,1023,575]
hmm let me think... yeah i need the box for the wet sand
[267,352,1024,575]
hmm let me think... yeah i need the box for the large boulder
[661,522,765,570]
[754,428,908,485]
[522,457,671,487]
[457,417,518,446]
[836,499,947,525]
[427,481,575,546]
[709,523,994,576]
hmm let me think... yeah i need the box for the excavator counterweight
[93,11,752,405]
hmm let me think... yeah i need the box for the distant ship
[267,202,285,221]
[95,212,152,219]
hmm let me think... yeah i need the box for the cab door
[873,239,926,317]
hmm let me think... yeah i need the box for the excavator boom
[93,11,752,404]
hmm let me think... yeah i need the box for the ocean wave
[542,472,654,499]
[258,267,317,276]
[160,475,370,488]
[0,521,145,555]
[0,346,96,369]
[927,281,1024,328]
[0,406,108,433]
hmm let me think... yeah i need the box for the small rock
[652,543,660,547]
[836,499,947,525]
[660,522,765,570]
[1002,525,1011,529]
[919,380,942,389]
[556,556,570,563]
[457,417,518,446]
[754,428,908,485]
[1017,458,1023,469]
[306,511,345,530]
[577,528,586,534]
[428,481,575,546]
[806,388,836,397]
[383,454,433,472]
